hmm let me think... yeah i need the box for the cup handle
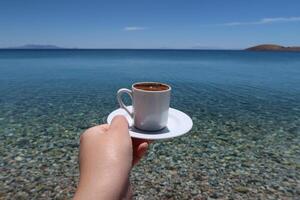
[117,88,133,118]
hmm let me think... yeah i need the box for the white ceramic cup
[117,82,171,131]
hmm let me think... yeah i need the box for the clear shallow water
[0,50,300,199]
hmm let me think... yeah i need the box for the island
[2,44,65,49]
[246,44,300,52]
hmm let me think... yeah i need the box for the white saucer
[107,106,193,140]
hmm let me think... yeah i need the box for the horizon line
[0,47,243,50]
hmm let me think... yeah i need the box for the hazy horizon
[1,43,245,50]
[3,43,300,50]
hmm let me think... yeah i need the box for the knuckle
[80,130,91,143]
[80,125,108,143]
[80,127,98,142]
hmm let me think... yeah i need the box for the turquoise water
[1,50,300,199]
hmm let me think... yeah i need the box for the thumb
[109,115,129,137]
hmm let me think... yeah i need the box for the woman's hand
[74,116,149,200]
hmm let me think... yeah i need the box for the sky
[0,0,300,49]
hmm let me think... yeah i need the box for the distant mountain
[3,44,65,49]
[246,44,300,52]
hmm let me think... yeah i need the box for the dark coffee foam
[134,83,169,91]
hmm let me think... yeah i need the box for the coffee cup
[117,82,171,131]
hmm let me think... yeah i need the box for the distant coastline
[0,44,233,50]
[246,44,300,52]
[1,44,300,51]
[2,44,65,49]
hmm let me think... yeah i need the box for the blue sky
[1,0,300,49]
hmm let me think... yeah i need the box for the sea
[0,49,299,199]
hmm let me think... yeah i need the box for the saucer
[107,106,193,140]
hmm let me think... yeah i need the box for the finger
[109,115,129,140]
[137,142,148,158]
[109,115,128,131]
[133,142,148,165]
[132,139,151,158]
[132,138,151,148]
[133,142,148,166]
